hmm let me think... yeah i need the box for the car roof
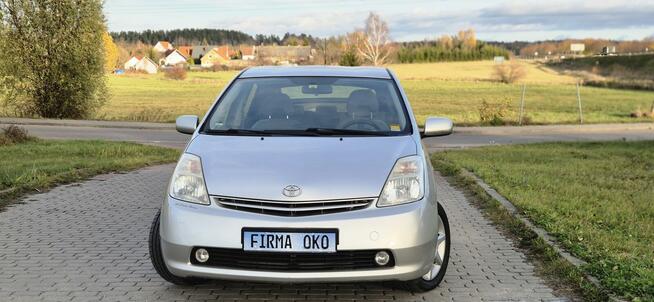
[239,66,392,79]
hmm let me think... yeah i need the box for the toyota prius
[149,66,453,291]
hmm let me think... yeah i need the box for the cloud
[216,11,365,37]
[105,0,654,41]
[475,0,654,32]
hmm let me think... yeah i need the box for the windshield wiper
[204,128,320,136]
[303,128,390,136]
[204,128,388,136]
[204,128,274,136]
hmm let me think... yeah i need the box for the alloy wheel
[422,221,447,281]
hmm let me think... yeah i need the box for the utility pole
[323,38,328,65]
[576,82,584,124]
[518,84,526,125]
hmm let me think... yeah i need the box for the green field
[432,141,654,301]
[0,139,179,207]
[96,61,654,125]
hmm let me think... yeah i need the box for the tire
[401,203,451,292]
[149,210,206,285]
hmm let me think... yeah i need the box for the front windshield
[202,77,411,136]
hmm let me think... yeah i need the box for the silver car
[149,66,453,291]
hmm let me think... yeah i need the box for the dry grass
[388,60,576,84]
[0,125,33,146]
[12,61,647,125]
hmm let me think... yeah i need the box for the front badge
[282,185,302,197]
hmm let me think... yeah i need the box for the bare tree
[353,12,393,66]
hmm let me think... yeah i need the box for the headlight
[169,153,210,205]
[377,156,424,207]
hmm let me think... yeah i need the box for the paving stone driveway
[0,165,568,302]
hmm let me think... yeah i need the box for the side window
[209,82,255,129]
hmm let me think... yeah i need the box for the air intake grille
[190,247,394,271]
[212,196,375,216]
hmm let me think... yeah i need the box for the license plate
[242,229,337,253]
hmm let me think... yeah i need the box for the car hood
[186,135,417,201]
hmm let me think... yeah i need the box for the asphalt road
[2,118,652,150]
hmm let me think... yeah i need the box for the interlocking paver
[0,165,568,301]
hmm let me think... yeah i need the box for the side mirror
[422,117,453,138]
[176,115,199,135]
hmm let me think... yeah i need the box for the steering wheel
[339,119,384,131]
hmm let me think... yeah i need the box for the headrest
[254,91,292,118]
[347,89,379,112]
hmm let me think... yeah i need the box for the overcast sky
[104,0,654,42]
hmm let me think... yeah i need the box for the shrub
[479,99,512,125]
[208,64,229,72]
[630,108,643,118]
[0,125,33,146]
[0,0,107,119]
[164,67,187,80]
[493,61,527,84]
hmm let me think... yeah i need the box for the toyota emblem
[282,185,302,197]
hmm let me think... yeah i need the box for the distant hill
[549,54,654,90]
[110,29,255,45]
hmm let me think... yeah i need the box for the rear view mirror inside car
[302,84,333,95]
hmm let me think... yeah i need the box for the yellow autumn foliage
[102,32,118,72]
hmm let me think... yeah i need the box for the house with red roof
[178,46,193,59]
[123,56,158,74]
[153,41,173,53]
[240,45,257,60]
[124,56,142,69]
[163,49,189,66]
[200,46,236,67]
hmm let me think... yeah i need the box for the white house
[153,41,173,53]
[124,56,141,70]
[134,57,158,74]
[163,49,188,66]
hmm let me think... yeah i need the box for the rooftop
[239,66,391,79]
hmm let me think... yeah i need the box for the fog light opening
[195,248,209,263]
[374,251,390,266]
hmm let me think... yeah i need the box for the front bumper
[159,195,439,282]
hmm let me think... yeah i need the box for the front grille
[190,247,394,271]
[212,196,375,216]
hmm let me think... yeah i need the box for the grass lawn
[0,140,179,207]
[432,141,654,301]
[90,61,654,125]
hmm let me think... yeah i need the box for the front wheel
[149,210,206,285]
[402,203,451,292]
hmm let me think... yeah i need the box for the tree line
[397,30,511,63]
[111,29,322,47]
[111,29,254,45]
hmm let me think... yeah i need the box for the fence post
[518,83,526,125]
[576,82,583,124]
